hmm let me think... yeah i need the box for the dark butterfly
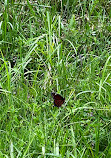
[51,92,65,107]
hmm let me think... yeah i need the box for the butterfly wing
[51,93,65,107]
[54,98,65,107]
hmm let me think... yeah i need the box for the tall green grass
[0,0,111,157]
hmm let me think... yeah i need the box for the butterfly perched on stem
[51,92,65,107]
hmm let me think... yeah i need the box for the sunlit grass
[0,0,111,157]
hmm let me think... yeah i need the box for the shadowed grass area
[0,0,111,157]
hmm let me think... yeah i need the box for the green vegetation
[0,0,111,157]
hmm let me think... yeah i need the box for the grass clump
[0,0,111,157]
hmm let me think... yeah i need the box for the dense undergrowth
[0,0,111,157]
